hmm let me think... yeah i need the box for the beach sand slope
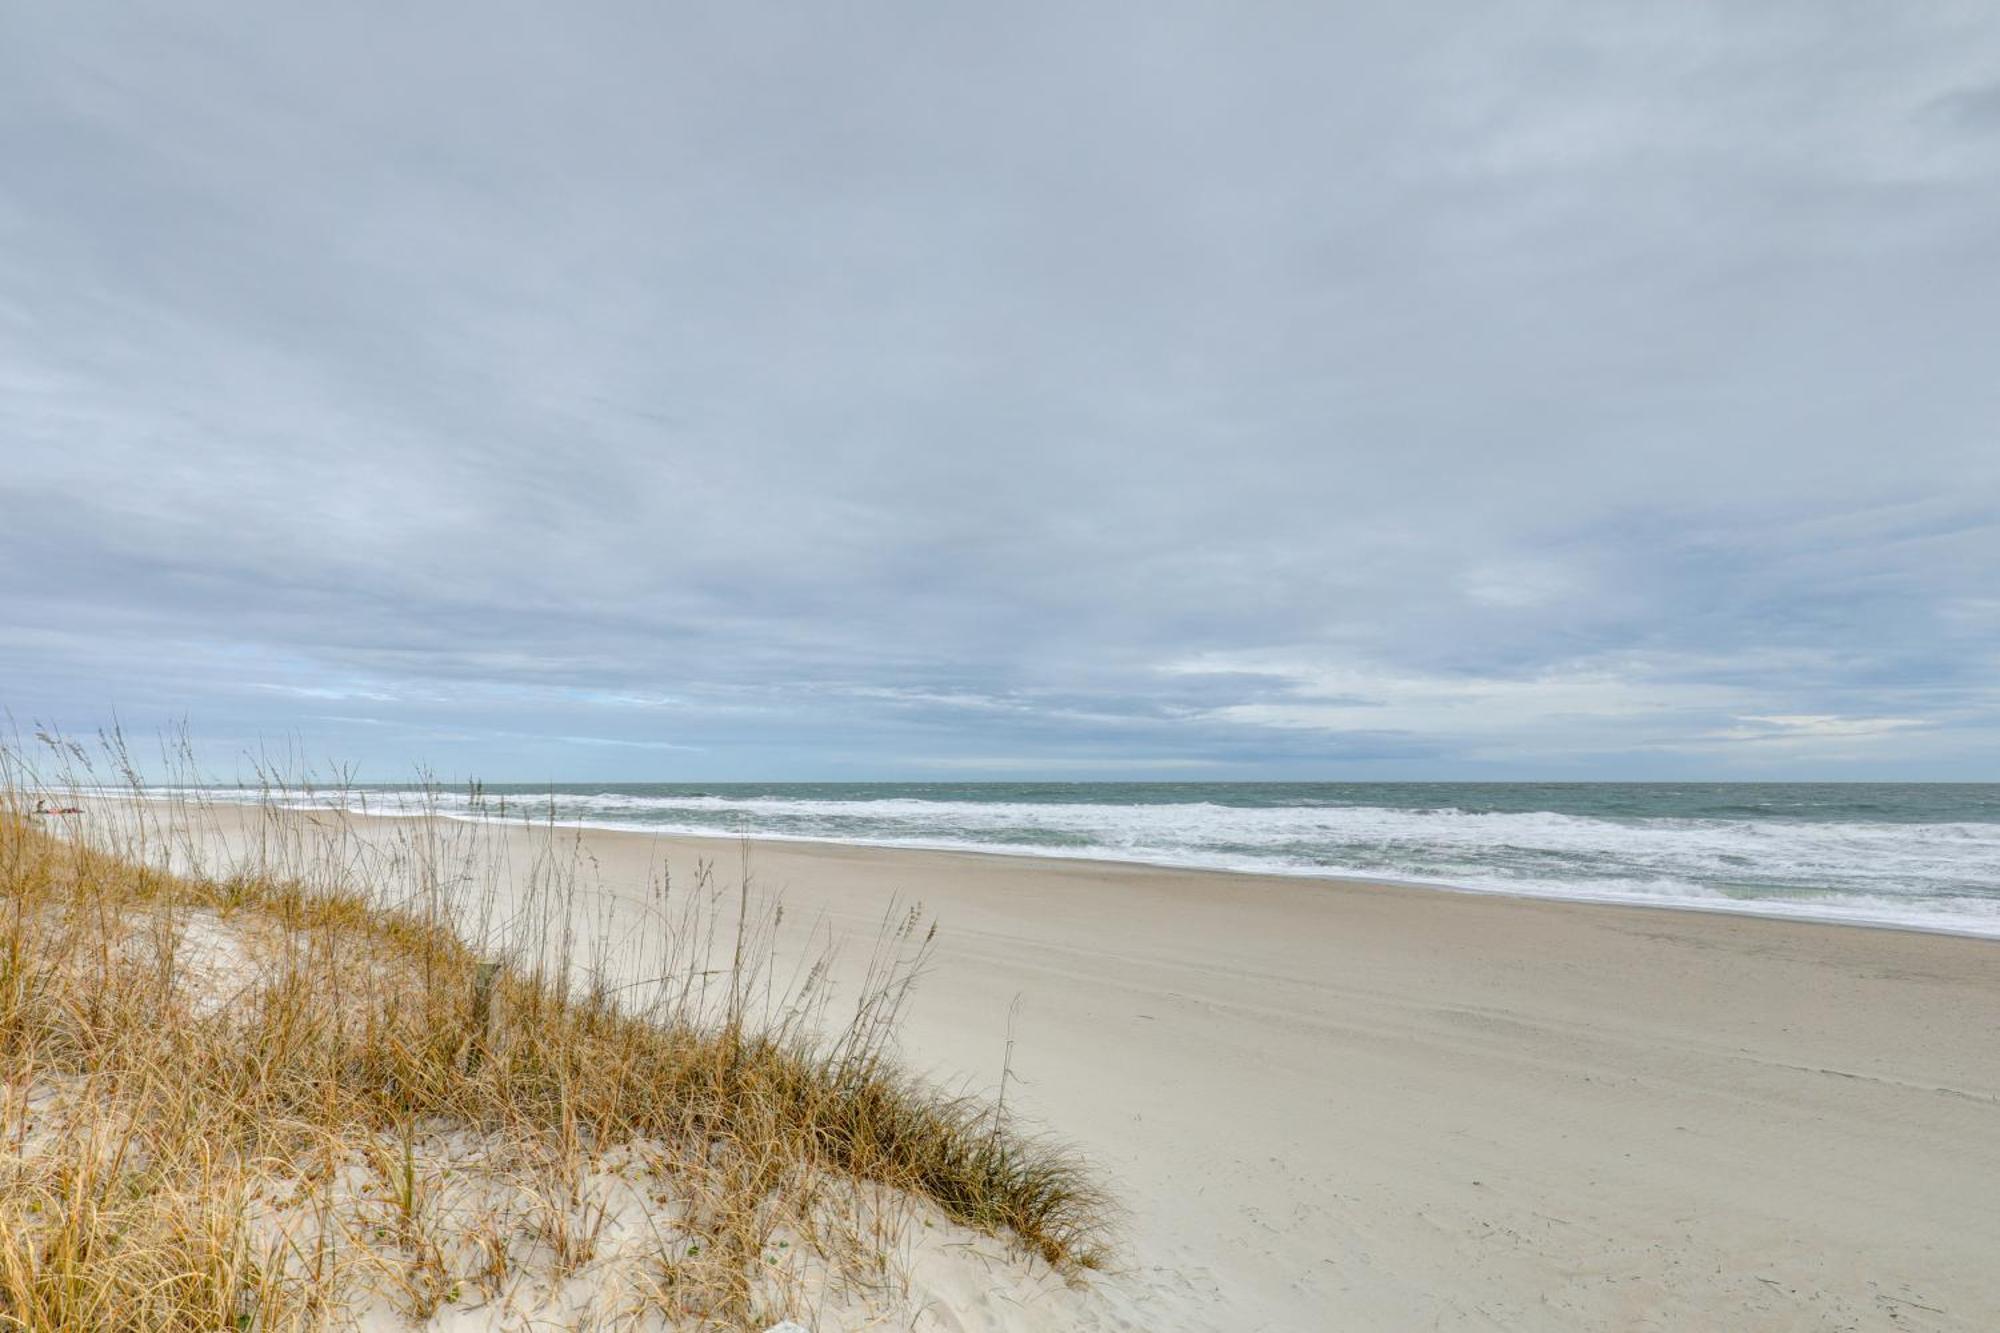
[123,804,2000,1331]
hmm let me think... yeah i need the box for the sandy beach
[129,802,2000,1331]
[14,4,1998,1326]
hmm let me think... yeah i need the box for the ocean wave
[97,784,2000,938]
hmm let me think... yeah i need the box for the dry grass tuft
[0,734,1107,1330]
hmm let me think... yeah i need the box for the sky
[3,3,1998,782]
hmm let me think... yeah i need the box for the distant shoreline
[86,785,2000,942]
[82,780,2000,944]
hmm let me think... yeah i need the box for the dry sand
[106,804,2000,1330]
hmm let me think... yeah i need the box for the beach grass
[0,735,1106,1330]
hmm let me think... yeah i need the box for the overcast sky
[3,3,1998,781]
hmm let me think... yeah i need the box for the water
[142,781,2000,937]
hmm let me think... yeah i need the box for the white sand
[83,802,2000,1329]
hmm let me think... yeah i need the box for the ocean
[138,780,2000,937]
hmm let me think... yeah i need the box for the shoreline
[90,789,2000,942]
[584,823,2000,943]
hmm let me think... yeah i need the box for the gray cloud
[3,2,1997,778]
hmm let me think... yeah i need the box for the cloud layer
[3,3,1997,778]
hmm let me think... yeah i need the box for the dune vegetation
[0,736,1105,1330]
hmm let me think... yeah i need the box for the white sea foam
[101,786,2000,937]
